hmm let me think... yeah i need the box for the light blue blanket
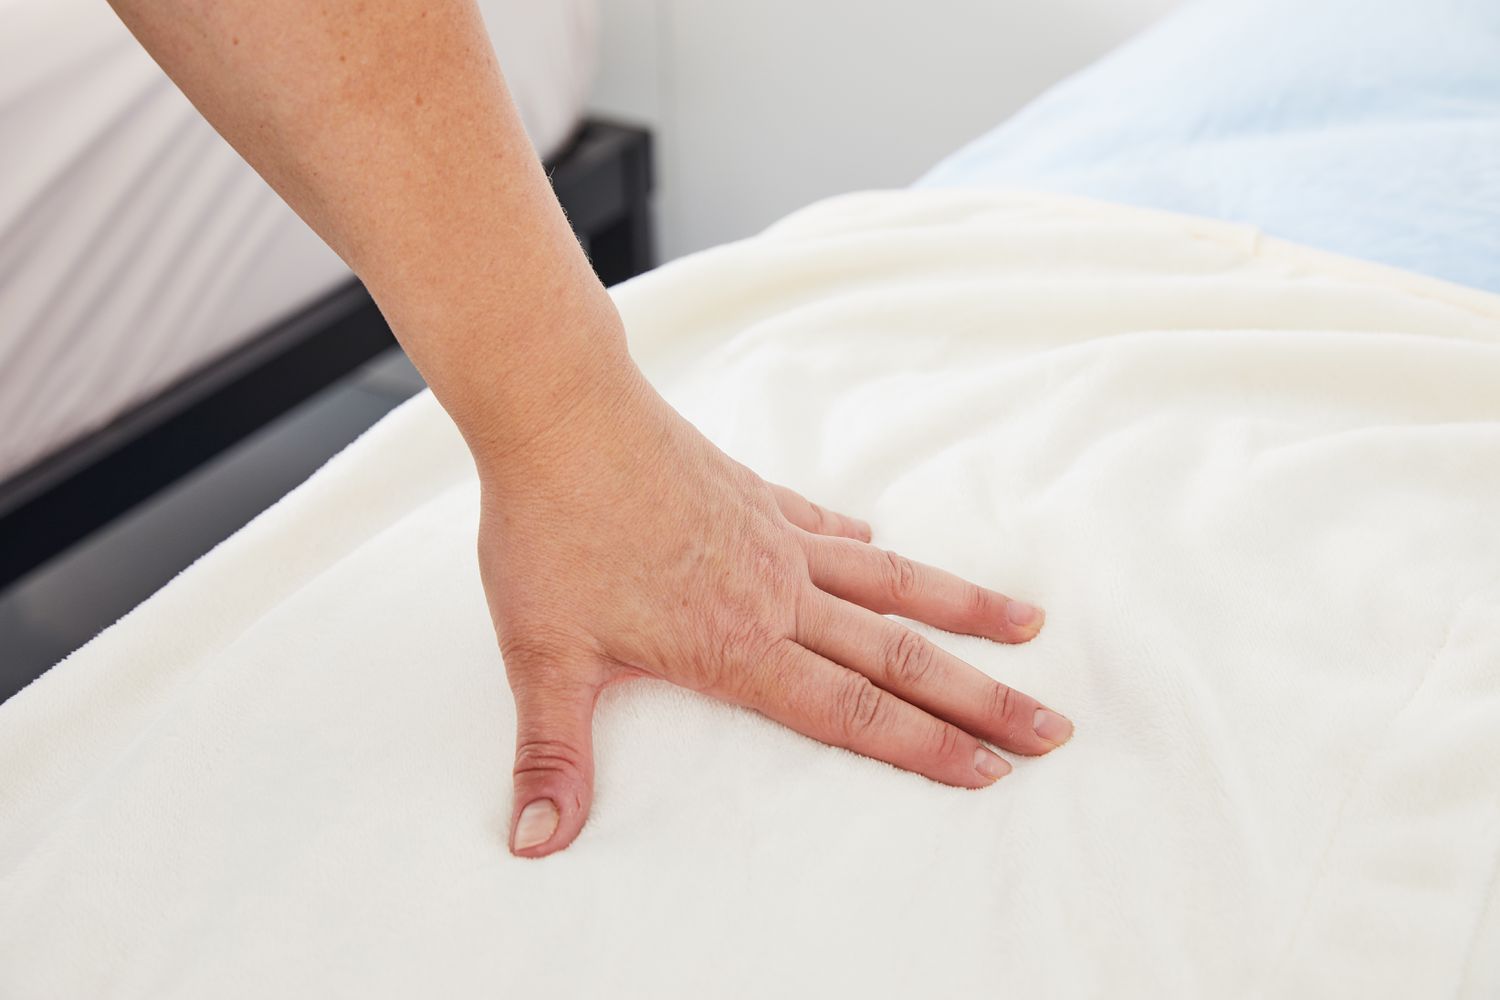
[920,0,1500,295]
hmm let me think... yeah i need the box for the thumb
[507,668,601,858]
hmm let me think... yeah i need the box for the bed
[920,0,1500,295]
[0,0,650,588]
[1,0,1496,995]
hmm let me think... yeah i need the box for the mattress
[3,190,1498,997]
[920,0,1500,296]
[0,0,598,483]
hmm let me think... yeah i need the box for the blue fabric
[919,0,1500,295]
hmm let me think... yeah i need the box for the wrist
[458,332,653,494]
[388,276,638,480]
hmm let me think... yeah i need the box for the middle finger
[797,591,1072,755]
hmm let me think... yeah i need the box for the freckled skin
[479,369,1067,857]
[105,0,1071,859]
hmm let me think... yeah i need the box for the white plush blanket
[2,191,1498,999]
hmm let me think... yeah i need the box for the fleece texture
[1,191,1498,998]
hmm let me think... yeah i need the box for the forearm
[106,0,633,467]
[107,0,1068,864]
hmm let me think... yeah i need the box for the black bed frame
[0,119,653,592]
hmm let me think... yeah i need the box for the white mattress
[2,191,1497,997]
[0,0,598,483]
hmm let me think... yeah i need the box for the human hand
[102,0,1067,861]
[474,364,1073,859]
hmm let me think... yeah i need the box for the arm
[107,0,1072,858]
[106,0,622,458]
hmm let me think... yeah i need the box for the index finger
[802,535,1044,644]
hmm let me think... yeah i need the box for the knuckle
[512,738,588,785]
[748,642,797,703]
[833,675,887,743]
[498,631,574,673]
[932,721,964,762]
[718,615,782,668]
[882,550,920,603]
[987,682,1024,730]
[883,628,936,688]
[789,587,822,649]
[718,632,793,703]
[965,584,998,621]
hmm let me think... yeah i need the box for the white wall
[589,0,1181,261]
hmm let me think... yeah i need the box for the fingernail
[1006,600,1041,627]
[1033,709,1074,746]
[854,519,873,540]
[973,746,1012,782]
[513,799,560,852]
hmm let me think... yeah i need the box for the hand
[101,0,1068,858]
[476,366,1072,859]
